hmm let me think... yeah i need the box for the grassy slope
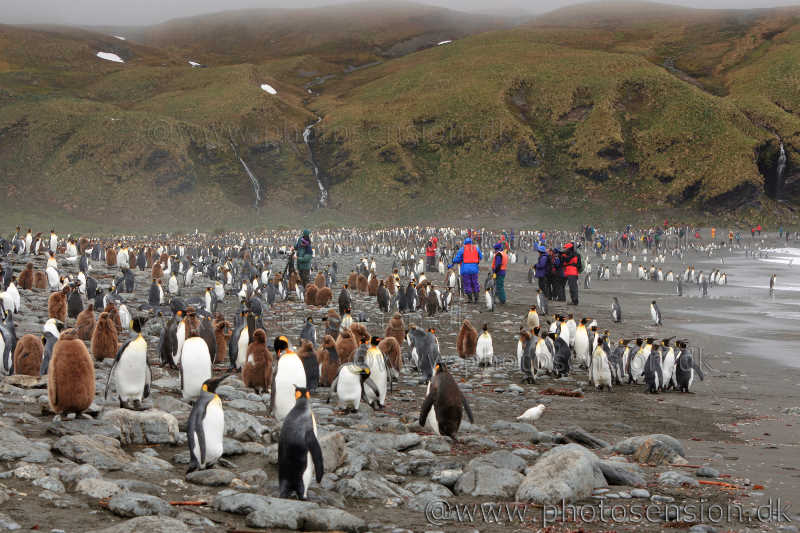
[1,2,799,232]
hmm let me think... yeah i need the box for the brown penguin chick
[128,251,136,269]
[104,303,122,330]
[183,307,202,338]
[159,252,169,265]
[315,286,332,307]
[151,261,163,280]
[105,247,117,267]
[356,274,368,294]
[33,270,47,289]
[75,303,96,341]
[384,276,396,296]
[457,319,478,359]
[316,335,339,387]
[288,271,301,291]
[48,330,95,418]
[212,317,232,364]
[13,334,44,377]
[335,330,356,364]
[378,336,402,374]
[304,284,318,306]
[78,237,89,254]
[18,263,34,290]
[242,328,271,393]
[91,312,118,360]
[385,313,405,348]
[145,248,154,267]
[314,272,326,289]
[349,322,369,345]
[48,287,69,323]
[368,276,379,296]
[347,271,358,289]
[323,309,340,337]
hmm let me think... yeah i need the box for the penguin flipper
[144,363,152,399]
[104,340,130,401]
[362,378,380,409]
[307,431,325,483]
[462,395,475,424]
[326,376,339,404]
[693,364,705,381]
[419,391,435,427]
[268,372,277,414]
[383,355,393,393]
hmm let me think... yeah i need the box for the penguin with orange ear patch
[75,303,95,341]
[48,286,69,323]
[18,263,34,290]
[242,328,271,394]
[91,312,118,361]
[316,335,339,387]
[13,334,44,377]
[335,330,356,364]
[457,319,478,359]
[48,330,95,420]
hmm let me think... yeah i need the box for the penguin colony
[0,224,728,508]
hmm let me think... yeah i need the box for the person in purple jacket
[534,245,549,297]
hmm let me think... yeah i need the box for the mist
[3,0,799,27]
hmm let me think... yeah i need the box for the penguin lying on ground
[419,362,474,440]
[279,387,324,500]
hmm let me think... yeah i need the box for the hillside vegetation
[0,1,798,231]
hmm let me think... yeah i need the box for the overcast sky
[3,0,799,26]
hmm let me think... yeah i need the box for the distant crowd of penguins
[0,225,720,500]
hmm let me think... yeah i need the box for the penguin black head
[274,335,290,353]
[651,300,657,305]
[370,336,380,346]
[294,386,311,401]
[434,362,448,373]
[646,337,655,344]
[130,316,148,333]
[306,316,313,324]
[482,323,488,332]
[202,373,234,394]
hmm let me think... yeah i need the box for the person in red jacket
[562,242,580,305]
[425,236,438,272]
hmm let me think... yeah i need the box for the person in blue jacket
[448,237,483,303]
[534,245,549,297]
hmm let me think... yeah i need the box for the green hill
[0,1,798,231]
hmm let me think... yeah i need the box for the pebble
[631,488,650,498]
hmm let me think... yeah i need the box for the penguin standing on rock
[187,373,233,473]
[270,336,307,422]
[48,330,95,421]
[419,362,474,440]
[180,311,213,401]
[278,387,324,500]
[104,317,151,409]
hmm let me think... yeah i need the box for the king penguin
[650,300,662,326]
[180,312,213,401]
[278,387,324,500]
[270,336,307,422]
[187,373,233,473]
[419,362,474,440]
[611,297,622,323]
[104,317,151,409]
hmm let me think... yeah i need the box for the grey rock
[489,421,539,438]
[47,419,123,440]
[516,443,607,504]
[319,431,346,472]
[33,476,66,493]
[598,461,646,487]
[565,426,610,449]
[455,465,523,498]
[688,526,718,533]
[223,438,245,456]
[108,492,176,518]
[612,434,685,457]
[185,469,235,487]
[225,409,267,441]
[651,494,675,503]
[60,464,102,484]
[345,431,421,451]
[14,463,47,480]
[88,516,189,533]
[336,471,412,499]
[130,452,173,471]
[631,488,650,498]
[0,512,21,530]
[53,435,133,470]
[403,480,453,497]
[215,385,248,401]
[113,479,162,496]
[467,450,527,473]
[301,508,367,532]
[227,399,266,412]
[420,436,452,454]
[75,478,122,498]
[101,409,180,445]
[658,471,700,488]
[152,396,191,416]
[0,427,34,461]
[239,469,269,487]
[431,469,462,488]
[392,457,435,477]
[696,466,720,478]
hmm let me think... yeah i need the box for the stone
[47,419,123,440]
[88,516,189,533]
[565,426,610,449]
[631,488,650,498]
[612,434,685,457]
[454,465,523,498]
[516,444,607,504]
[300,508,367,532]
[239,469,269,487]
[75,478,122,498]
[489,421,539,438]
[53,435,132,470]
[114,479,162,496]
[696,466,720,478]
[598,461,646,487]
[60,464,102,484]
[225,409,268,441]
[431,469,462,488]
[3,375,47,388]
[33,476,66,493]
[108,492,176,518]
[185,469,235,487]
[319,431,347,472]
[345,431,421,451]
[632,438,684,465]
[223,438,245,456]
[0,512,21,530]
[336,471,412,500]
[658,471,700,488]
[0,427,34,461]
[467,450,527,473]
[14,463,47,480]
[101,409,180,445]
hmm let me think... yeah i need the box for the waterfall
[229,140,262,208]
[303,117,327,207]
[777,142,787,182]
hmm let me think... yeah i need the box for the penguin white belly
[0,336,6,374]
[236,328,249,369]
[175,322,186,366]
[516,340,523,370]
[662,350,676,389]
[592,351,612,388]
[169,277,178,294]
[302,418,319,498]
[336,369,362,410]
[46,267,59,289]
[116,341,147,401]
[274,357,307,421]
[535,341,552,371]
[202,398,225,467]
[630,351,646,383]
[424,381,440,435]
[574,331,590,367]
[476,334,493,366]
[365,354,387,405]
[182,338,212,401]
